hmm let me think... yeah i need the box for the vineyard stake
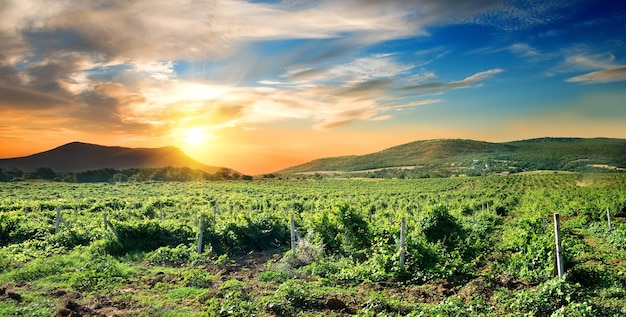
[103,212,108,231]
[55,207,70,233]
[399,217,406,270]
[290,213,296,258]
[159,203,164,221]
[197,213,205,254]
[607,208,612,230]
[212,203,218,225]
[55,206,61,234]
[554,213,564,278]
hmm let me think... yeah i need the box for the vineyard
[1,173,626,316]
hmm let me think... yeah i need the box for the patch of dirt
[55,294,129,317]
[142,271,183,288]
[202,250,284,283]
[434,279,456,296]
[326,298,348,311]
[498,274,527,289]
[50,289,82,300]
[457,277,495,302]
[0,284,22,302]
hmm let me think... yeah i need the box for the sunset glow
[0,0,625,174]
[184,128,209,147]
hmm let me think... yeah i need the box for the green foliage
[209,213,290,254]
[1,175,626,316]
[420,205,465,251]
[503,277,584,317]
[0,212,51,246]
[49,227,97,249]
[408,296,470,316]
[182,268,216,288]
[105,220,194,255]
[265,279,322,316]
[205,278,258,316]
[69,254,126,292]
[147,244,195,266]
[303,203,371,257]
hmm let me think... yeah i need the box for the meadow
[1,173,626,316]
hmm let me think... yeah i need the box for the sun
[185,128,207,146]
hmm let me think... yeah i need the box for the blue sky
[0,0,625,173]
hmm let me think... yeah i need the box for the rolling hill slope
[0,142,227,173]
[279,138,626,174]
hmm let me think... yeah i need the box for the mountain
[0,142,227,173]
[278,137,626,174]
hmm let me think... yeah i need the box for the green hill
[278,137,626,175]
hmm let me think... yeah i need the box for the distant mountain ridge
[278,137,626,174]
[0,142,227,173]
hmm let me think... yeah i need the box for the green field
[1,173,626,316]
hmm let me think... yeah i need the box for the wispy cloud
[402,68,504,91]
[564,53,626,83]
[565,53,623,71]
[470,0,585,30]
[566,67,626,83]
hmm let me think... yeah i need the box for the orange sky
[2,114,624,175]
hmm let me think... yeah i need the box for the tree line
[0,166,252,183]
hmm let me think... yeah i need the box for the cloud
[402,68,504,91]
[566,67,626,83]
[0,85,72,110]
[565,54,623,71]
[131,61,176,81]
[470,0,585,30]
[382,99,443,109]
[0,0,512,139]
[562,52,626,83]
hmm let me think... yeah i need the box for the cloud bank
[0,0,514,139]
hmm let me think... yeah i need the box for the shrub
[420,205,465,251]
[104,220,194,255]
[147,244,194,266]
[69,254,126,292]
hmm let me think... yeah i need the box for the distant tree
[35,167,56,180]
[217,167,233,180]
[242,175,253,181]
[112,173,129,182]
[75,168,117,182]
[4,167,23,181]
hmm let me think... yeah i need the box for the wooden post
[103,212,108,231]
[55,206,61,234]
[159,203,164,221]
[416,203,420,220]
[399,217,406,270]
[197,213,205,254]
[554,213,564,278]
[607,208,612,230]
[290,213,296,258]
[473,207,476,224]
[212,203,218,225]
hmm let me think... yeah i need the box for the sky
[1,0,625,175]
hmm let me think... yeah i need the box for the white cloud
[131,61,176,81]
[565,54,623,71]
[563,52,626,83]
[566,67,626,83]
